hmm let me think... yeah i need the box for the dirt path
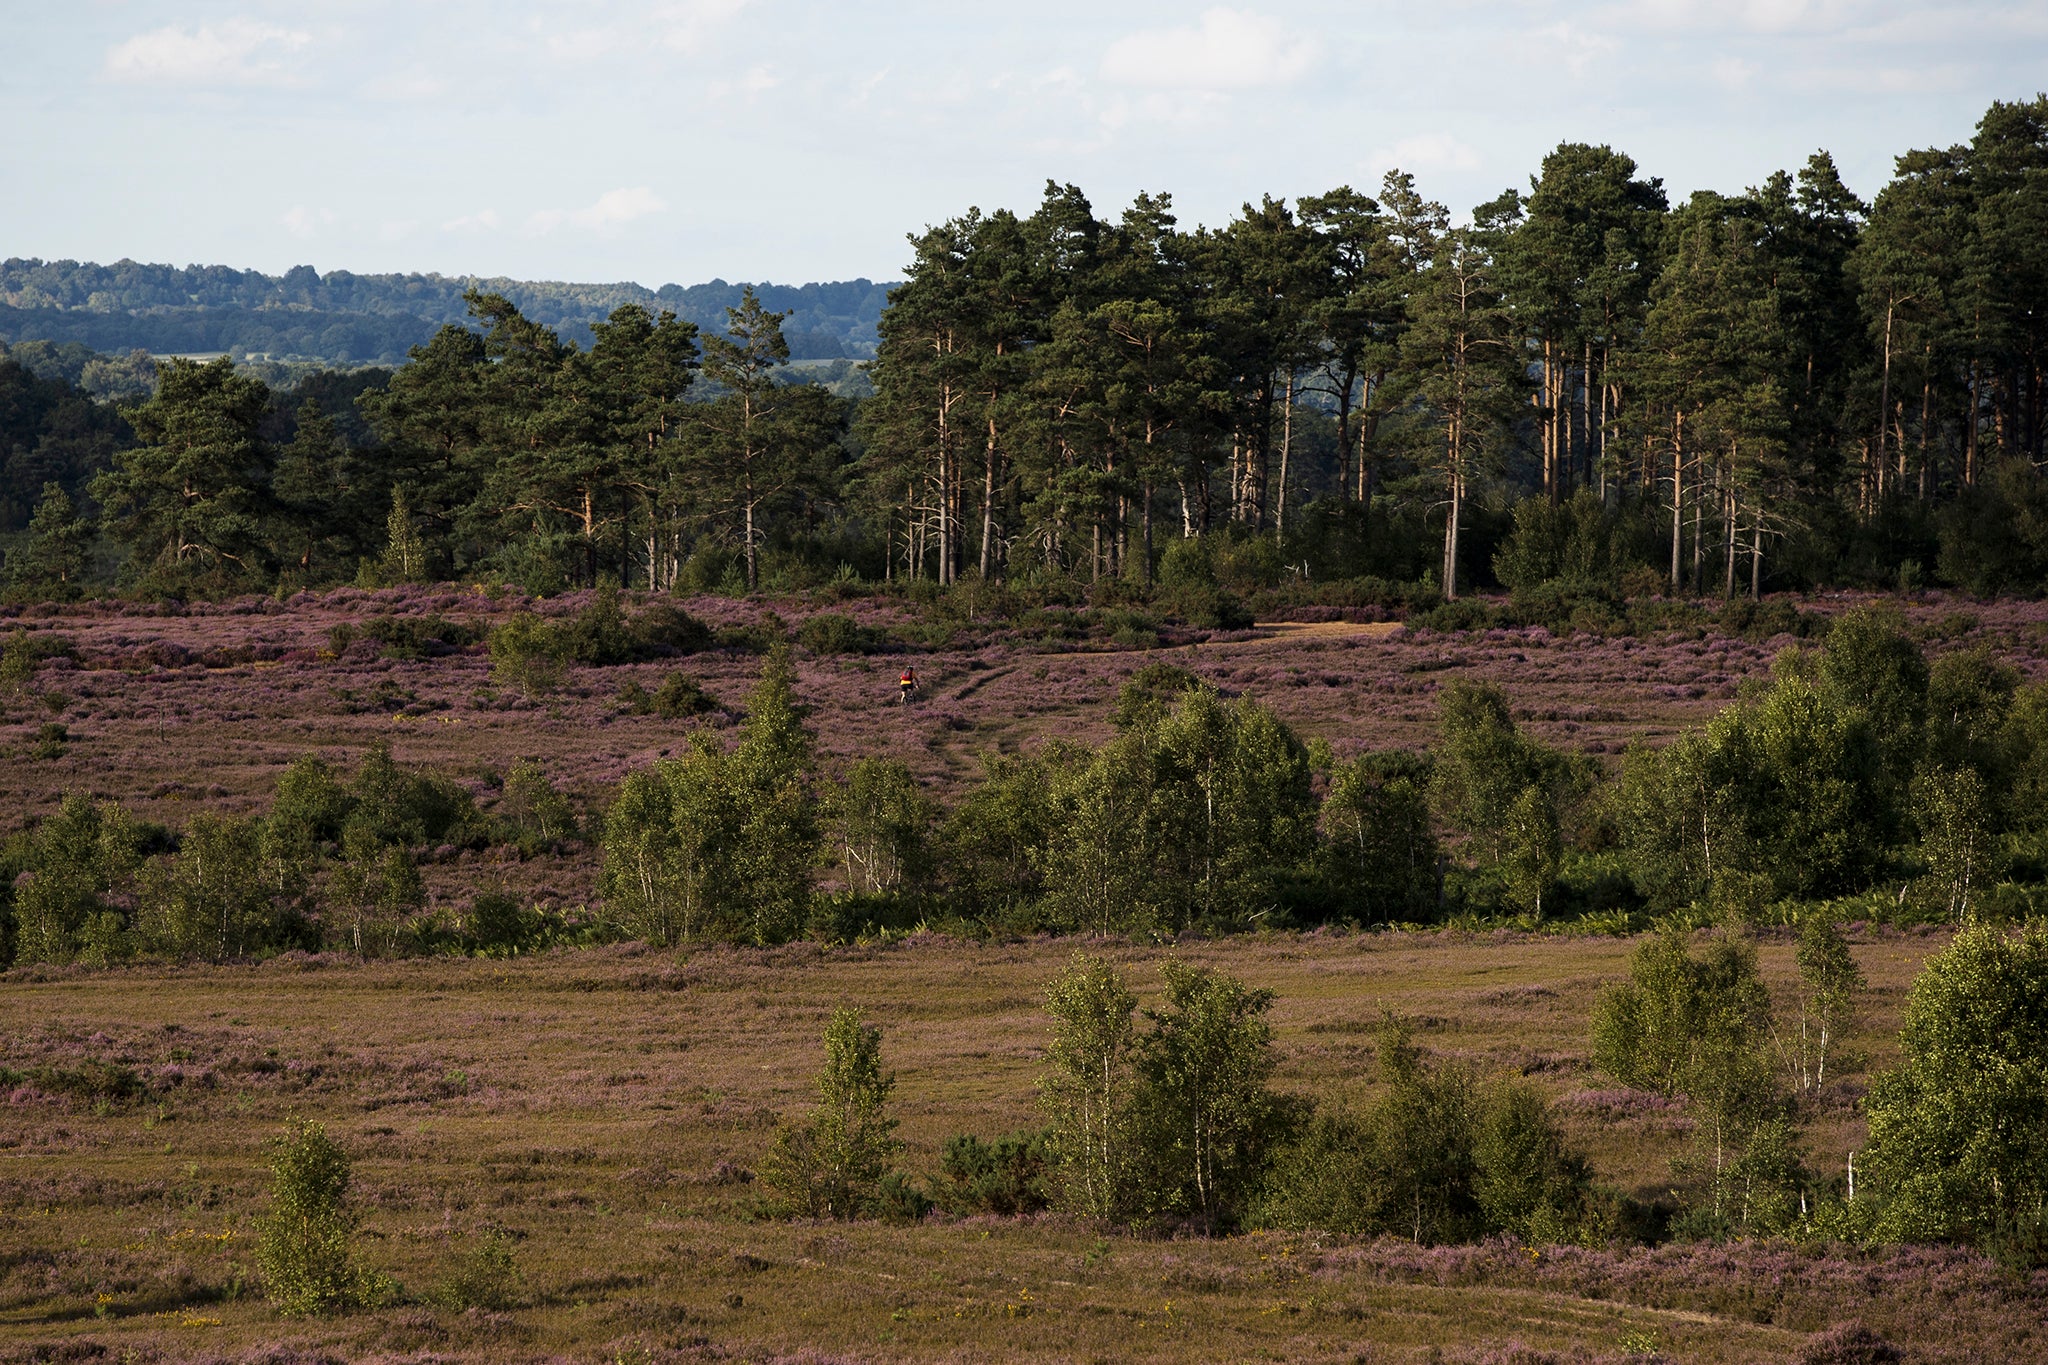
[1238,619,1407,645]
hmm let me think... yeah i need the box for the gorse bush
[257,1116,367,1316]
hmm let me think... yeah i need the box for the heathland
[4,584,2048,1363]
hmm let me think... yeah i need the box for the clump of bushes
[488,587,715,694]
[797,612,885,655]
[329,614,482,660]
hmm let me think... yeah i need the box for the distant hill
[0,258,892,366]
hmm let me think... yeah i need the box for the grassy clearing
[4,928,2039,1363]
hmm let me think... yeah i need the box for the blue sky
[5,3,2044,288]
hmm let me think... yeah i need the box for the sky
[4,2,2045,289]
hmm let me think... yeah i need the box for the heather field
[5,930,2043,1365]
[5,585,2045,908]
[6,587,2048,1364]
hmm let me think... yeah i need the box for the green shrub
[798,612,884,654]
[436,1229,520,1310]
[761,1007,903,1219]
[32,721,67,758]
[1129,961,1281,1232]
[466,892,542,955]
[501,759,577,851]
[488,613,567,695]
[1863,920,2048,1264]
[257,1116,367,1316]
[653,673,717,719]
[934,1132,1054,1216]
[632,601,712,655]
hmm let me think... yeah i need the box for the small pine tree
[6,483,94,593]
[257,1116,364,1316]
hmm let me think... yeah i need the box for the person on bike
[899,666,919,705]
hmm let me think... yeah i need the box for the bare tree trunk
[980,418,998,580]
[1751,514,1763,600]
[1275,372,1293,541]
[1670,409,1685,593]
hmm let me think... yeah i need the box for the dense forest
[0,261,888,365]
[3,95,2048,606]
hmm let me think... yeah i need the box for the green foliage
[1819,602,1928,777]
[1789,918,1863,1093]
[933,1132,1054,1216]
[257,1116,367,1316]
[938,752,1056,921]
[1912,766,2000,919]
[761,1007,902,1219]
[599,649,818,944]
[1502,784,1563,920]
[435,1230,521,1311]
[1863,921,2048,1262]
[833,757,936,897]
[1258,1017,1592,1243]
[134,814,298,961]
[488,613,567,696]
[5,482,94,596]
[1039,953,1140,1221]
[1130,961,1279,1231]
[797,612,884,654]
[13,795,148,964]
[501,759,577,852]
[1617,673,1887,910]
[1493,487,1639,593]
[1592,926,1786,1223]
[1108,662,1202,731]
[344,741,475,848]
[1431,680,1584,863]
[1317,750,1439,923]
[465,892,543,955]
[90,357,272,593]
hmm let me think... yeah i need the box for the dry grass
[6,928,2040,1364]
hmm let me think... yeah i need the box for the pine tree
[6,482,93,593]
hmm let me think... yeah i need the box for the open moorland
[8,929,2045,1365]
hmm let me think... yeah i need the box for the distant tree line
[4,96,2048,604]
[0,260,886,364]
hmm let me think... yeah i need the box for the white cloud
[658,0,754,54]
[442,209,503,234]
[1524,22,1622,79]
[527,187,668,235]
[708,64,781,100]
[106,19,310,86]
[1100,8,1313,91]
[1371,134,1482,173]
[535,0,753,62]
[280,205,334,239]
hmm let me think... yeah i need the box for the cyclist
[898,666,919,705]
